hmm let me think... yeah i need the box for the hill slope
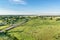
[0,17,60,40]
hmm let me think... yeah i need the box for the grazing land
[0,16,60,40]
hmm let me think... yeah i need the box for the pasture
[0,16,60,40]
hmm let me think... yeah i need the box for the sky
[0,0,60,15]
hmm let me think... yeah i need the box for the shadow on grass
[8,30,24,33]
[0,32,19,40]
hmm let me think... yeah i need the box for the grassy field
[0,16,60,40]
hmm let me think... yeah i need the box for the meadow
[0,16,60,40]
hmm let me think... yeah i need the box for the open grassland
[8,17,60,40]
[0,25,9,30]
[0,16,60,40]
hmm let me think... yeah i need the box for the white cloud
[9,0,27,5]
[1,9,60,15]
[0,9,36,15]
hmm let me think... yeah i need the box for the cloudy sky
[0,0,60,15]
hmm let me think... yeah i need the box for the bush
[56,18,60,21]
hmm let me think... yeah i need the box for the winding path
[0,19,28,33]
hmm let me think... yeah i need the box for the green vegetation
[0,16,60,40]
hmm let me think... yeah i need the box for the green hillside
[0,16,60,40]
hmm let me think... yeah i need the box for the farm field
[0,16,60,40]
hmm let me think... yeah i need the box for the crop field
[0,16,60,40]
